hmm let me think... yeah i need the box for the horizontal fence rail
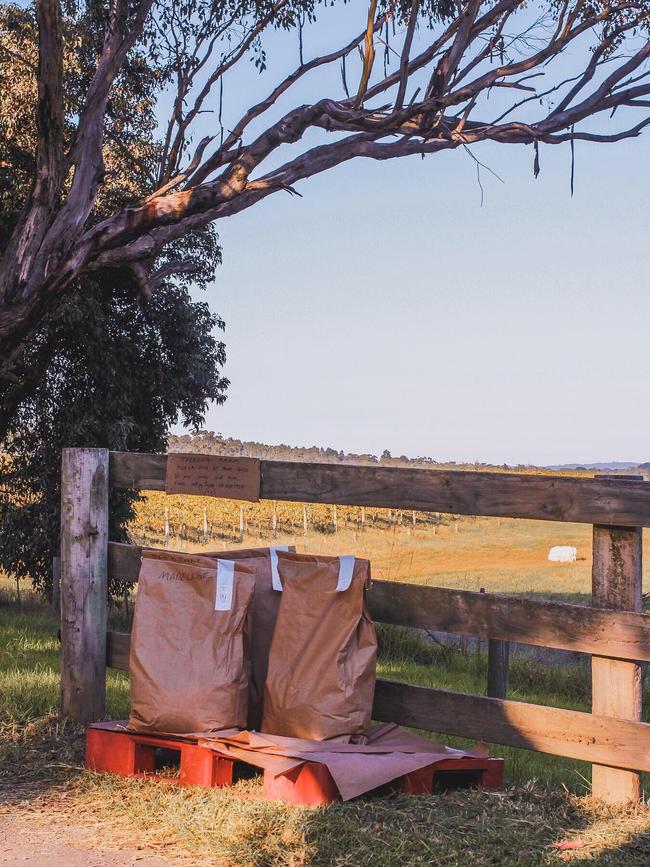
[108,542,650,663]
[373,681,650,773]
[109,451,650,527]
[105,630,650,772]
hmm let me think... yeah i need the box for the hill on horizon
[168,432,649,476]
[547,461,648,472]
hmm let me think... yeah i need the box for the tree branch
[1,0,648,365]
[395,0,420,110]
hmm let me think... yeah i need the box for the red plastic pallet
[85,722,504,806]
[85,722,235,787]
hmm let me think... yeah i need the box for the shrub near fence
[59,449,650,804]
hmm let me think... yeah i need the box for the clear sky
[174,4,650,466]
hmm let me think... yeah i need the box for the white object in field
[548,546,577,563]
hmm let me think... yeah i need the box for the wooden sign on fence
[165,454,260,501]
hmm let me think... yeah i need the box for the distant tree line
[168,431,535,472]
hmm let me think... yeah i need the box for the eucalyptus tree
[0,2,228,594]
[1,0,649,436]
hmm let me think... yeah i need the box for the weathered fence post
[60,448,109,724]
[590,473,643,803]
[487,639,510,699]
[591,523,643,803]
[481,588,510,698]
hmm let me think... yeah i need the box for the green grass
[0,592,647,794]
[0,603,130,729]
[2,586,650,864]
[377,624,650,795]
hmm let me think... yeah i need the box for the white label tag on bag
[270,545,289,592]
[336,555,355,592]
[215,559,235,610]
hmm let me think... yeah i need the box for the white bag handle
[270,545,289,591]
[215,559,235,610]
[336,555,355,592]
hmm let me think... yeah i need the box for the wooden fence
[59,449,650,804]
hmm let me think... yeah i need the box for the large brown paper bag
[262,551,377,740]
[142,545,294,729]
[204,546,294,729]
[128,555,255,733]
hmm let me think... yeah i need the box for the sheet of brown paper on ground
[128,556,255,733]
[141,546,294,729]
[262,551,377,741]
[165,453,260,500]
[200,724,485,801]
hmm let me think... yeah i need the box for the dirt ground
[0,810,180,866]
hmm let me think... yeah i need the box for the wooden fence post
[60,448,109,724]
[591,523,643,803]
[481,588,510,698]
[487,639,510,699]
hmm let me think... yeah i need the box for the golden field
[130,492,650,602]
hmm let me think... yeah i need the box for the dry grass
[4,511,650,865]
[3,715,650,867]
[147,515,650,601]
[3,595,650,864]
[61,773,650,866]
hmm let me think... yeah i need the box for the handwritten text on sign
[165,454,261,501]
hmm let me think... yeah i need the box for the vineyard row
[129,492,468,544]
